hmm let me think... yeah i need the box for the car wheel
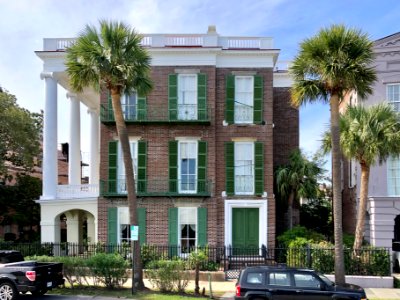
[31,288,48,296]
[0,281,17,300]
[394,259,400,273]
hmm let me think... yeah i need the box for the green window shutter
[225,142,235,195]
[197,207,207,247]
[197,141,207,193]
[108,91,115,121]
[225,75,235,124]
[108,141,118,194]
[197,73,207,121]
[168,74,178,121]
[137,94,147,121]
[253,75,263,124]
[254,142,264,196]
[168,207,178,257]
[169,141,178,193]
[107,207,118,245]
[137,141,147,193]
[137,208,147,245]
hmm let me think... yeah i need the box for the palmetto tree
[323,104,400,251]
[276,149,321,230]
[290,24,376,284]
[65,20,152,289]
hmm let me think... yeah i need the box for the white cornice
[273,72,293,87]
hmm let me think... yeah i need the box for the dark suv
[235,266,367,300]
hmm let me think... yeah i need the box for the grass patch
[49,286,213,299]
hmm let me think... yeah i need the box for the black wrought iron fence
[0,242,390,277]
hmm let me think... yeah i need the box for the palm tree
[276,149,321,230]
[323,104,400,251]
[290,24,376,284]
[65,20,152,290]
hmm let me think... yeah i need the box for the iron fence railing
[0,242,391,278]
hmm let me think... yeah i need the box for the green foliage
[300,197,333,238]
[0,89,42,179]
[0,175,41,241]
[141,244,167,268]
[86,253,129,289]
[286,237,311,268]
[309,241,335,274]
[277,226,325,247]
[145,259,189,293]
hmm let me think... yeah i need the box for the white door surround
[224,199,268,247]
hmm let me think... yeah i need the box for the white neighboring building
[343,32,400,249]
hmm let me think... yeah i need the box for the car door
[267,271,297,300]
[292,271,331,300]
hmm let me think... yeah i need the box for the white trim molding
[224,199,268,247]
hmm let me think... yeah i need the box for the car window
[294,273,321,288]
[268,272,291,286]
[246,272,264,284]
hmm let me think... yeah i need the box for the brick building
[36,26,298,251]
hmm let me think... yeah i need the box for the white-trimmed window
[121,92,137,120]
[118,207,130,244]
[235,142,254,194]
[388,156,400,196]
[235,76,254,123]
[178,74,197,120]
[178,141,197,193]
[387,84,400,112]
[117,141,137,193]
[179,207,197,253]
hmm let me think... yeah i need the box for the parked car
[235,266,367,300]
[0,250,64,300]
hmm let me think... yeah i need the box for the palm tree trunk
[288,192,295,230]
[110,89,144,290]
[330,94,346,284]
[353,163,370,252]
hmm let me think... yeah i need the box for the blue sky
[0,0,399,169]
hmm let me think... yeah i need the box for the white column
[86,214,96,243]
[40,72,58,199]
[67,93,81,185]
[88,108,100,184]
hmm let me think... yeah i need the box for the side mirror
[318,283,326,291]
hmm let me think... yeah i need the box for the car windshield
[318,273,335,286]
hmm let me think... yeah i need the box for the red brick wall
[97,66,298,249]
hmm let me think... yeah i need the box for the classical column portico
[88,108,100,184]
[40,72,58,199]
[67,93,81,185]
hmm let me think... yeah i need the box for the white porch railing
[57,184,99,199]
[43,34,274,51]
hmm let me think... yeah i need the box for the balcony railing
[100,103,210,124]
[100,179,212,197]
[56,184,99,199]
[43,35,274,51]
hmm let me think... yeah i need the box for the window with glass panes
[179,141,197,193]
[234,76,254,123]
[118,207,130,243]
[117,141,137,193]
[179,207,197,253]
[388,156,400,196]
[387,84,400,195]
[178,74,197,120]
[121,92,137,120]
[235,142,254,194]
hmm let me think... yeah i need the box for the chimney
[207,25,217,35]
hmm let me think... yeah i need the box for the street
[18,295,123,300]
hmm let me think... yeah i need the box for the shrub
[310,241,335,274]
[277,226,325,248]
[286,237,311,268]
[86,253,129,289]
[145,259,189,293]
[141,244,165,268]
